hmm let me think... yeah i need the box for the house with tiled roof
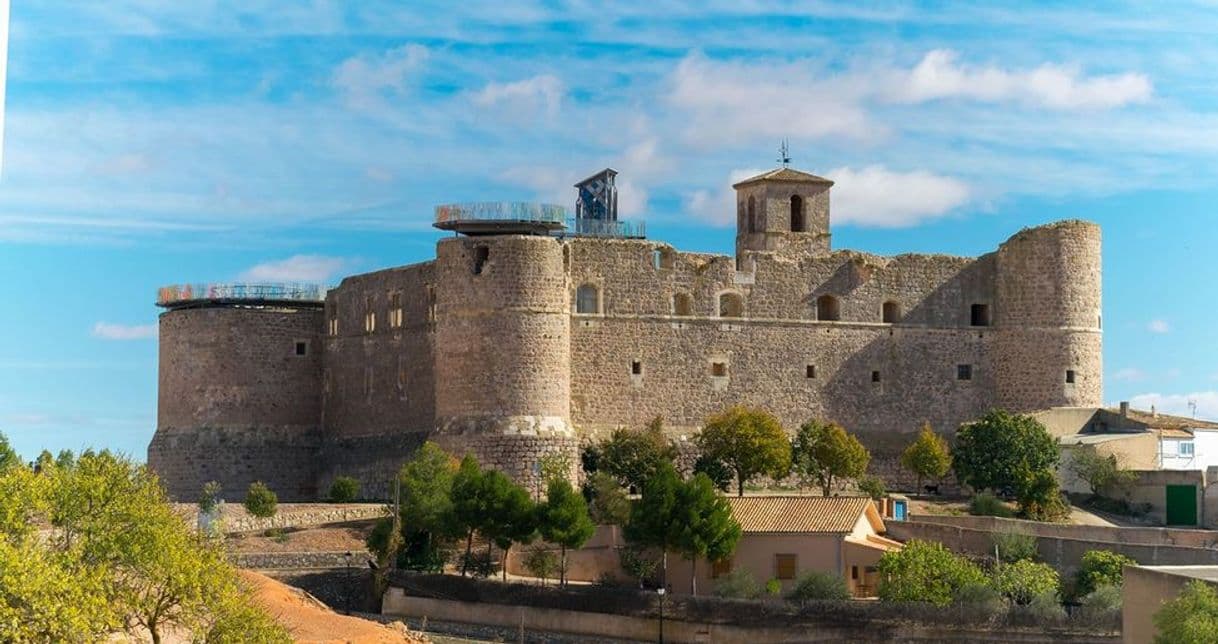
[665,495,901,598]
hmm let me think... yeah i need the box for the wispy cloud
[91,322,156,340]
[1129,391,1218,421]
[237,255,352,283]
[333,43,429,109]
[472,74,564,119]
[1148,319,1171,334]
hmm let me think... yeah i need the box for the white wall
[1159,429,1218,471]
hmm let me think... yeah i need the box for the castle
[149,166,1102,500]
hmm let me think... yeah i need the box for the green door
[1166,485,1198,526]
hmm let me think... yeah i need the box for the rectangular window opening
[1066,369,1076,384]
[389,292,403,328]
[806,365,817,379]
[871,370,881,383]
[712,558,732,579]
[1181,442,1196,457]
[631,360,642,376]
[294,341,308,356]
[711,362,728,377]
[970,303,991,327]
[957,364,972,381]
[473,246,489,275]
[774,554,797,580]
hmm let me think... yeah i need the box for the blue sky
[1,1,1217,460]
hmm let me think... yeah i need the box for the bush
[787,571,851,603]
[952,582,1007,620]
[1076,550,1136,597]
[199,481,222,514]
[877,540,987,606]
[992,531,1038,563]
[523,548,560,583]
[1077,585,1122,624]
[765,578,782,596]
[970,492,1014,518]
[1017,469,1070,522]
[1024,589,1067,622]
[243,481,278,518]
[327,476,360,503]
[458,550,497,578]
[992,560,1059,605]
[857,475,886,500]
[713,569,761,599]
[1153,579,1218,643]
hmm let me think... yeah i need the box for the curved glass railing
[156,283,327,307]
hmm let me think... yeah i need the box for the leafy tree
[857,475,886,500]
[624,463,684,586]
[598,417,675,492]
[584,471,631,526]
[537,478,596,585]
[992,560,1059,605]
[792,420,870,496]
[787,570,851,602]
[673,473,742,595]
[953,409,1058,494]
[243,481,278,519]
[0,432,18,471]
[1075,549,1136,597]
[901,424,952,492]
[876,540,987,606]
[699,406,792,496]
[34,449,54,473]
[451,455,489,576]
[480,470,538,582]
[692,453,733,493]
[1016,468,1069,521]
[523,548,560,584]
[327,476,361,503]
[54,449,76,470]
[538,451,574,487]
[1068,449,1137,498]
[1154,580,1218,644]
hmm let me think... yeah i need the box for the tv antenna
[1189,399,1198,418]
[777,139,791,168]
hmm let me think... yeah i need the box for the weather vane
[778,139,791,168]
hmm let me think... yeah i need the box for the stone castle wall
[150,306,324,501]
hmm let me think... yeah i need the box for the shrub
[992,531,1037,563]
[1077,584,1122,624]
[787,571,851,603]
[584,471,631,526]
[459,550,497,578]
[857,475,886,500]
[243,481,278,518]
[970,492,1014,518]
[327,476,360,503]
[952,582,1007,621]
[1076,549,1136,597]
[765,578,782,596]
[877,540,987,606]
[992,560,1060,605]
[1024,589,1067,622]
[1017,469,1070,522]
[1153,579,1218,644]
[713,569,761,599]
[692,453,734,493]
[619,545,660,589]
[199,481,222,514]
[523,548,560,584]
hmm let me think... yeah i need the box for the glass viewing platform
[156,283,327,309]
[433,202,567,236]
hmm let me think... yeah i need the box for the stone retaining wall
[907,514,1218,548]
[233,550,372,570]
[176,502,386,534]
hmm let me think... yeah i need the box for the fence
[433,202,567,225]
[156,282,327,306]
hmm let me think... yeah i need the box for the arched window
[816,295,840,321]
[790,195,805,232]
[673,293,693,316]
[719,292,744,318]
[575,284,600,314]
[747,197,757,234]
[882,301,901,324]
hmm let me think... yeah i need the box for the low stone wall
[907,514,1218,548]
[888,521,1218,573]
[233,549,373,570]
[175,502,387,534]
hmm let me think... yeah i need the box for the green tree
[901,424,952,492]
[523,548,560,584]
[953,409,1058,494]
[584,471,631,526]
[624,463,684,586]
[992,560,1060,605]
[792,420,870,496]
[327,476,361,502]
[692,453,734,493]
[34,449,54,473]
[1068,449,1137,498]
[480,471,538,582]
[451,455,489,576]
[243,481,278,519]
[857,475,886,500]
[0,432,18,471]
[537,478,596,586]
[876,540,987,606]
[397,441,460,570]
[1075,549,1136,597]
[538,451,574,487]
[199,481,222,514]
[1154,580,1218,644]
[54,449,76,470]
[598,417,676,491]
[1016,468,1069,521]
[673,473,742,595]
[699,406,792,496]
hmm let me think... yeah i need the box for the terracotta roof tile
[1108,408,1218,431]
[726,496,874,533]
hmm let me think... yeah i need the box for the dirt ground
[227,519,378,553]
[908,497,1118,526]
[242,570,428,643]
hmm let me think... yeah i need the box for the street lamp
[344,551,353,614]
[657,587,666,644]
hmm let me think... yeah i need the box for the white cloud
[889,49,1153,110]
[1112,367,1146,382]
[333,44,429,108]
[237,255,351,283]
[1129,392,1218,421]
[472,74,564,118]
[91,322,156,340]
[685,167,765,226]
[1148,319,1171,334]
[826,165,971,228]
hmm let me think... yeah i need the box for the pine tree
[673,473,741,595]
[624,463,683,587]
[537,478,596,585]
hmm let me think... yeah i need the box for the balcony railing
[156,283,327,307]
[567,217,646,239]
[434,202,567,226]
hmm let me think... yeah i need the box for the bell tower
[733,167,833,258]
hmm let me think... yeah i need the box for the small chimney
[1120,401,1130,418]
[1152,404,1158,418]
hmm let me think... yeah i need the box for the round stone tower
[432,231,577,488]
[148,284,325,501]
[992,220,1103,411]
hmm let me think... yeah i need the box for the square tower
[733,167,833,259]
